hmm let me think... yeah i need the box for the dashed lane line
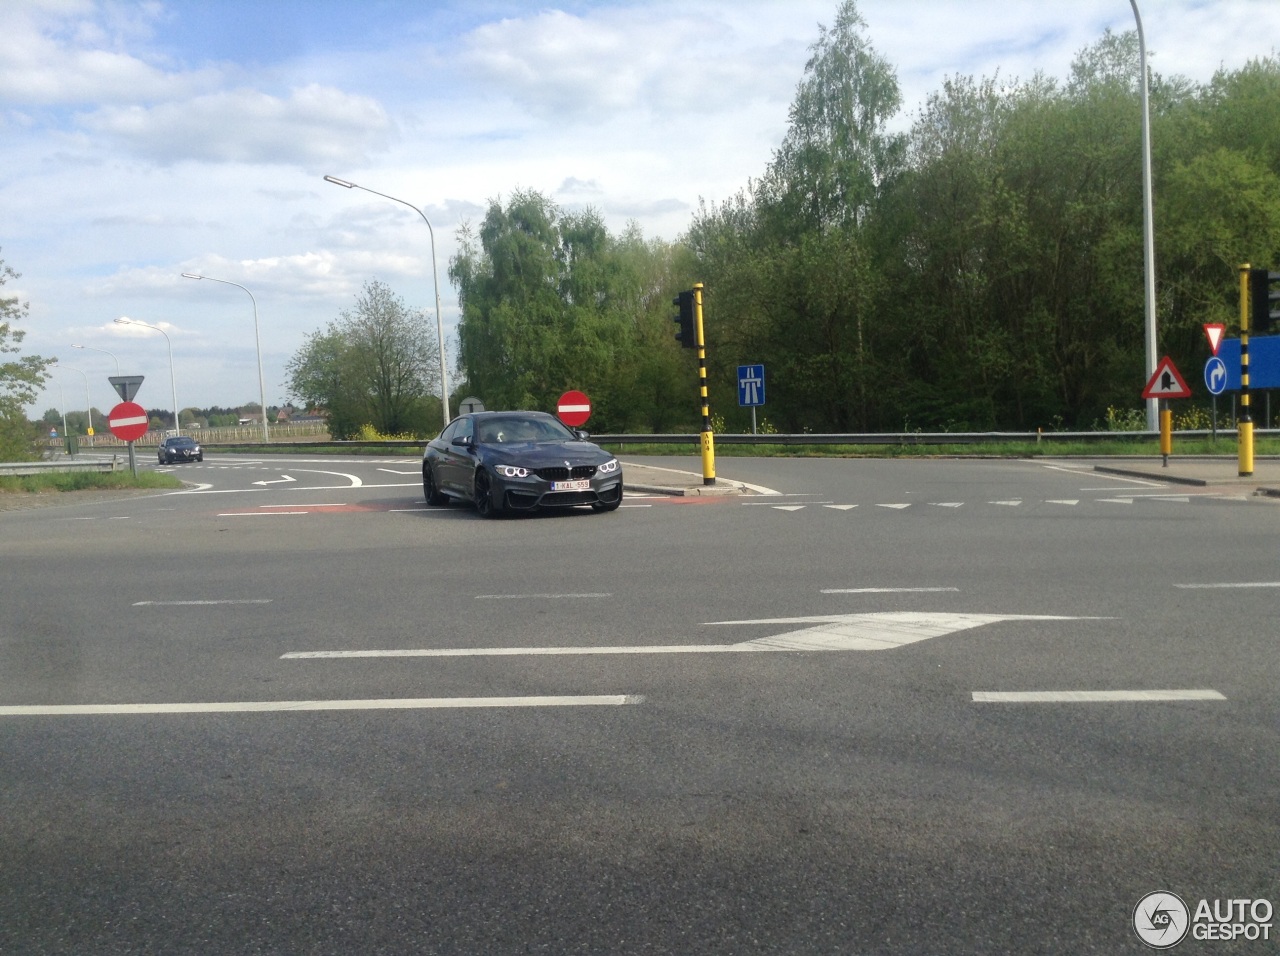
[973,690,1225,703]
[0,695,644,717]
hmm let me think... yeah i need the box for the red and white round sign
[107,401,149,442]
[556,390,591,427]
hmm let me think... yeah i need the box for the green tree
[450,191,691,431]
[285,279,442,439]
[1,252,53,460]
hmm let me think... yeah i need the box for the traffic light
[673,290,696,348]
[1250,267,1280,334]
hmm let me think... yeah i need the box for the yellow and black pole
[694,282,716,485]
[1239,263,1254,477]
[1159,400,1172,465]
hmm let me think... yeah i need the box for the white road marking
[973,690,1225,703]
[820,587,959,594]
[773,505,806,511]
[989,500,1022,506]
[283,613,1102,659]
[824,504,858,510]
[1041,464,1162,487]
[217,511,308,516]
[0,695,643,716]
[252,475,296,486]
[1174,581,1280,589]
[301,470,363,487]
[877,503,911,509]
[475,593,611,600]
[1046,499,1080,505]
[377,468,421,475]
[261,503,343,508]
[1101,498,1133,504]
[133,600,272,606]
[931,502,963,508]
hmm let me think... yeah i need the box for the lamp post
[182,273,270,441]
[52,364,94,448]
[323,174,451,427]
[1130,0,1159,431]
[71,343,121,377]
[115,317,180,434]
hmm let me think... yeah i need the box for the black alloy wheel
[423,462,447,506]
[473,468,502,518]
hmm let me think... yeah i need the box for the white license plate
[551,479,590,491]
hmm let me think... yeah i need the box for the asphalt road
[2,454,1277,954]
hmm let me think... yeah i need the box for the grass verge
[0,471,185,494]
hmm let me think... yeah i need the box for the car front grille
[534,465,596,481]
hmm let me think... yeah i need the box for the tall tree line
[688,3,1280,432]
[301,1,1280,437]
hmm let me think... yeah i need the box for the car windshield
[476,416,575,444]
[169,438,196,447]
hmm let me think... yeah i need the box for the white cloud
[80,84,395,166]
[0,0,219,105]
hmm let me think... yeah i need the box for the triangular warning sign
[1142,356,1192,400]
[1204,323,1226,356]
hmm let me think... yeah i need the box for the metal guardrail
[0,457,125,477]
[174,428,1269,453]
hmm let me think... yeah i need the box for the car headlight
[495,465,531,478]
[597,458,620,475]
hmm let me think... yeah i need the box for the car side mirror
[575,429,590,440]
[451,436,473,447]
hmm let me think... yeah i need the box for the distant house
[277,406,327,426]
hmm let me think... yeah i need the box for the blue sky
[6,0,1280,418]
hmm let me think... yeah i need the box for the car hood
[478,441,613,467]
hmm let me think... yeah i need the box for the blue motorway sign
[738,364,765,407]
[1205,337,1280,392]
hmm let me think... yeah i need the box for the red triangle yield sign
[1204,323,1226,356]
[1142,356,1192,400]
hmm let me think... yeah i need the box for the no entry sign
[556,390,591,427]
[107,401,149,442]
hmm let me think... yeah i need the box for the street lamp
[71,343,121,377]
[115,317,181,434]
[52,364,94,447]
[182,273,270,441]
[1130,0,1159,431]
[323,174,452,426]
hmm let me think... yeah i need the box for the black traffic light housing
[673,290,696,348]
[1250,267,1280,334]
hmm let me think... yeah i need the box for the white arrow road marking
[253,475,296,486]
[281,613,1105,659]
